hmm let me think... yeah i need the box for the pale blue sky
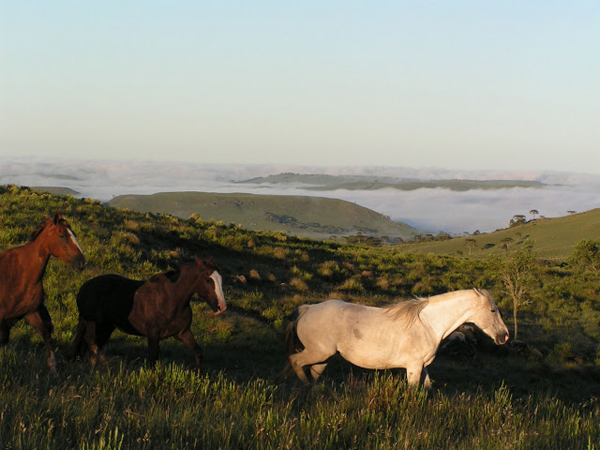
[1,1,599,173]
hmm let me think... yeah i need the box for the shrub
[289,277,309,292]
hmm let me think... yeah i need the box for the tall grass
[1,360,598,450]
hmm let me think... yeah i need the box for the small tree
[530,209,539,220]
[465,238,477,255]
[500,240,536,339]
[502,237,514,252]
[509,215,527,227]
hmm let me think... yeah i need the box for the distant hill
[399,209,600,260]
[240,173,546,191]
[32,186,81,196]
[108,191,422,242]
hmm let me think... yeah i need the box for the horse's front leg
[147,334,160,368]
[0,320,11,346]
[24,308,57,373]
[421,366,432,390]
[174,328,203,371]
[406,363,431,389]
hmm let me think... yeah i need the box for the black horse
[72,257,226,369]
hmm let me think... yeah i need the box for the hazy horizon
[1,157,598,234]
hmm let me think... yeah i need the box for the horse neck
[21,237,53,282]
[419,291,478,341]
[167,264,201,303]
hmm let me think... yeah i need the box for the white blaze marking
[68,229,84,254]
[210,271,227,312]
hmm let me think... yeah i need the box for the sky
[1,1,599,173]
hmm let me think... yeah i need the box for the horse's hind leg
[24,309,56,373]
[309,362,328,381]
[95,323,115,349]
[174,328,202,371]
[289,349,332,384]
[87,322,113,367]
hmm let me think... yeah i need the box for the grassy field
[1,185,599,449]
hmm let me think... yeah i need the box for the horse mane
[384,288,490,324]
[29,215,71,242]
[148,268,181,284]
[474,288,495,307]
[384,297,428,325]
[29,218,53,242]
[164,269,182,283]
[146,258,218,286]
[201,257,219,273]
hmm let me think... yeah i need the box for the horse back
[77,275,143,327]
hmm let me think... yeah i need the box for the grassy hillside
[108,191,421,242]
[308,179,545,192]
[32,186,82,197]
[1,185,599,449]
[399,209,600,260]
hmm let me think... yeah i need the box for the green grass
[399,209,600,260]
[1,185,599,449]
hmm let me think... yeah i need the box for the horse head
[39,213,86,272]
[471,289,509,345]
[194,256,227,315]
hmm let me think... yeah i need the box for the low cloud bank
[1,157,598,234]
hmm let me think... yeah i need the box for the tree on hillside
[502,237,514,252]
[465,238,477,255]
[510,215,527,227]
[499,240,536,340]
[530,209,539,220]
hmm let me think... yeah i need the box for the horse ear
[195,255,204,266]
[53,212,63,225]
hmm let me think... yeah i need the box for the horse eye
[491,309,497,313]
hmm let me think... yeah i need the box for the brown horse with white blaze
[0,213,86,372]
[72,257,227,370]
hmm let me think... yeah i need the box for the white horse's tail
[281,305,310,380]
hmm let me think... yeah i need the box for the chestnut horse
[0,213,86,372]
[72,257,226,369]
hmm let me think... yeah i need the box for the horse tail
[280,305,309,381]
[70,318,88,360]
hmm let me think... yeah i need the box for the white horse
[285,288,509,388]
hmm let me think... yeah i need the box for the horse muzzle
[495,331,509,345]
[214,305,227,316]
[71,255,87,272]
